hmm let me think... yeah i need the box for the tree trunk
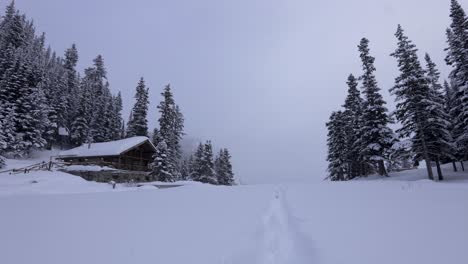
[378,160,388,176]
[461,161,465,172]
[420,136,434,180]
[452,161,458,172]
[435,157,443,181]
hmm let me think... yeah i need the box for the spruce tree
[199,141,217,184]
[445,0,468,161]
[126,77,149,137]
[424,53,454,180]
[150,140,174,182]
[444,80,463,171]
[191,143,204,181]
[88,55,113,142]
[357,38,395,176]
[70,69,93,145]
[342,74,365,178]
[63,44,79,132]
[215,148,235,185]
[157,84,185,179]
[326,111,347,181]
[390,25,437,180]
[112,92,123,140]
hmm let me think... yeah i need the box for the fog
[11,0,452,183]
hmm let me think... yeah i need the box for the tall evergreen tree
[326,111,347,181]
[444,80,463,171]
[191,143,204,181]
[63,44,79,132]
[357,38,395,176]
[424,53,454,180]
[70,68,93,145]
[157,84,184,179]
[126,77,149,137]
[342,74,366,178]
[215,148,235,185]
[445,0,468,161]
[200,141,217,184]
[390,25,438,180]
[88,55,113,142]
[150,140,174,182]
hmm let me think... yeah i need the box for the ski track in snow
[226,188,314,264]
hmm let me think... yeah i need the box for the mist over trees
[326,0,468,181]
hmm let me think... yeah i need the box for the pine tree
[326,111,347,181]
[423,53,454,180]
[150,140,174,182]
[88,55,113,142]
[357,38,395,176]
[157,84,185,179]
[342,74,366,178]
[445,0,468,161]
[390,25,438,180]
[63,44,79,133]
[70,68,93,145]
[444,80,463,171]
[215,148,235,185]
[199,141,217,184]
[126,77,149,137]
[152,127,162,146]
[112,92,123,140]
[191,143,204,181]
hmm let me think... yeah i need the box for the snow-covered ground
[1,157,467,264]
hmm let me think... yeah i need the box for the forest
[326,0,468,181]
[0,1,234,185]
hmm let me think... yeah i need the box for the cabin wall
[62,155,151,172]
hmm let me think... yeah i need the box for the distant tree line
[326,0,468,181]
[0,2,235,185]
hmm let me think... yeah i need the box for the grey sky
[10,0,453,183]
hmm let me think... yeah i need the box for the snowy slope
[0,161,467,264]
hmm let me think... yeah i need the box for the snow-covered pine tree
[150,140,174,182]
[342,74,366,178]
[40,50,69,148]
[215,148,235,185]
[191,143,204,181]
[423,53,454,180]
[70,68,93,145]
[157,84,185,179]
[88,55,114,142]
[326,111,347,181]
[445,0,468,162]
[390,25,438,180]
[126,77,149,137]
[444,80,463,171]
[112,91,123,140]
[63,44,80,133]
[0,106,16,155]
[357,38,395,176]
[199,141,217,184]
[152,127,162,146]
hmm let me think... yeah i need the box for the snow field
[1,159,468,264]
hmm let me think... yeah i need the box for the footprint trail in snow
[226,188,314,264]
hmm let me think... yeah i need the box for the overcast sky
[8,0,455,183]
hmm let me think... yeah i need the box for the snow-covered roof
[58,137,155,158]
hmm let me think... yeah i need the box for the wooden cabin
[57,137,156,171]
